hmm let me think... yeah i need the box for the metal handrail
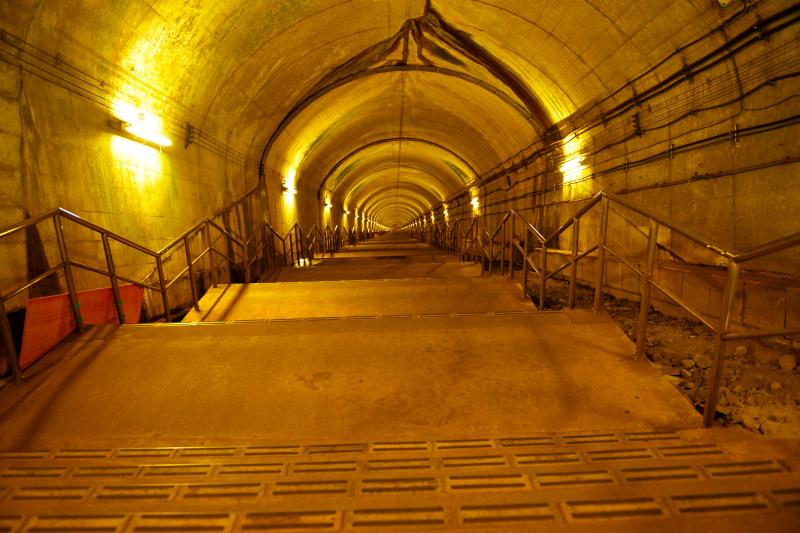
[0,186,283,383]
[430,190,800,428]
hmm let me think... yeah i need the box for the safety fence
[0,188,361,382]
[423,190,800,427]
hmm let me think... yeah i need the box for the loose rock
[680,369,692,379]
[779,354,797,370]
[694,354,714,369]
[681,358,696,370]
[734,345,748,357]
[771,381,783,391]
[656,364,681,376]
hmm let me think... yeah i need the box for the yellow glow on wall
[560,135,593,200]
[560,136,585,184]
[283,166,298,199]
[470,187,480,215]
[110,134,166,188]
[113,102,172,148]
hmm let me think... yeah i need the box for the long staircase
[1,232,799,531]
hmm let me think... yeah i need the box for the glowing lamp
[282,183,297,196]
[109,105,171,149]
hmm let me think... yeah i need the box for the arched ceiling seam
[318,136,479,198]
[259,64,541,174]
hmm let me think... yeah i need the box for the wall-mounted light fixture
[109,105,172,149]
[281,182,297,196]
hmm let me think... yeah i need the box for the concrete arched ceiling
[346,171,444,214]
[3,0,727,227]
[323,139,476,203]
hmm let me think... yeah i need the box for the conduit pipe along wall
[440,0,800,279]
[1,0,799,318]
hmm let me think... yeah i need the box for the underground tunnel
[0,0,800,530]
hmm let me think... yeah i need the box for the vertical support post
[204,223,218,288]
[501,221,507,276]
[53,214,83,332]
[0,298,22,384]
[539,242,547,310]
[635,219,659,359]
[156,256,171,322]
[568,217,580,309]
[593,196,609,312]
[262,225,270,270]
[509,217,515,279]
[703,261,741,428]
[184,235,200,311]
[101,234,125,324]
[489,235,494,276]
[521,229,529,298]
[241,238,250,284]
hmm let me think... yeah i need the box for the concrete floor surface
[184,277,533,322]
[0,311,700,449]
[268,261,482,282]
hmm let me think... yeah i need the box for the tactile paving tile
[1,431,798,531]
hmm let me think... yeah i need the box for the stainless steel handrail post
[53,213,84,332]
[489,232,494,276]
[593,196,609,312]
[635,219,659,359]
[204,223,218,288]
[241,237,250,284]
[261,224,278,268]
[184,236,200,311]
[101,233,125,324]
[156,256,171,322]
[539,242,547,309]
[501,219,507,276]
[568,217,580,309]
[703,260,741,427]
[0,298,22,383]
[509,217,515,279]
[521,228,529,298]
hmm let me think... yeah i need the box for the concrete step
[184,277,533,322]
[0,428,798,531]
[264,261,482,283]
[0,312,699,448]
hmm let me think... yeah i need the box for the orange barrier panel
[19,284,143,370]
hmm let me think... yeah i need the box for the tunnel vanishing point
[1,1,800,531]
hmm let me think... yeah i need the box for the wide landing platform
[183,278,532,322]
[0,311,699,449]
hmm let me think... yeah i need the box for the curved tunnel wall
[1,0,799,314]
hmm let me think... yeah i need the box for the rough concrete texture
[183,277,534,322]
[0,1,798,317]
[0,310,701,449]
[268,261,482,282]
[3,236,799,530]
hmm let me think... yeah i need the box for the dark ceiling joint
[258,7,553,182]
[317,137,478,199]
[423,6,550,127]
